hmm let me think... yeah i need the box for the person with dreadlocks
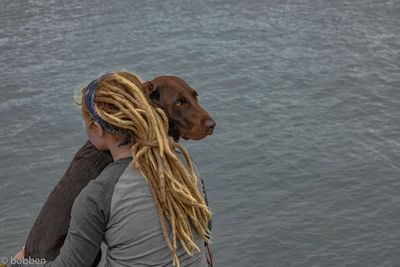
[13,71,212,267]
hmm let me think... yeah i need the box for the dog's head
[142,76,216,141]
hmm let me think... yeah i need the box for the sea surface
[1,0,400,266]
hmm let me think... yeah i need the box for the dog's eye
[176,98,186,106]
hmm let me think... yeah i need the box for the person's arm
[12,184,105,267]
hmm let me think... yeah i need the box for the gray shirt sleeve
[12,184,105,267]
[12,158,130,267]
[50,187,105,266]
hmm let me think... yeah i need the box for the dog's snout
[205,119,216,130]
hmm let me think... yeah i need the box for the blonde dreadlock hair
[78,72,211,266]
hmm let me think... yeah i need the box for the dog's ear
[142,81,161,105]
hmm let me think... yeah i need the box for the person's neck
[109,144,132,161]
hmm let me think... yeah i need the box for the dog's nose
[205,119,216,131]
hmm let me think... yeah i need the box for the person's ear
[93,121,104,137]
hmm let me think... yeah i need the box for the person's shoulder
[72,157,133,222]
[83,157,133,198]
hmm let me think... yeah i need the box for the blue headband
[85,74,131,147]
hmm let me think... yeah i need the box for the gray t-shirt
[14,155,209,267]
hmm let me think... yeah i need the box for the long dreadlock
[77,71,211,266]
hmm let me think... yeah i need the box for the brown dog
[143,76,215,141]
[24,76,215,266]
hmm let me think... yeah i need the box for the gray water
[1,0,400,266]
